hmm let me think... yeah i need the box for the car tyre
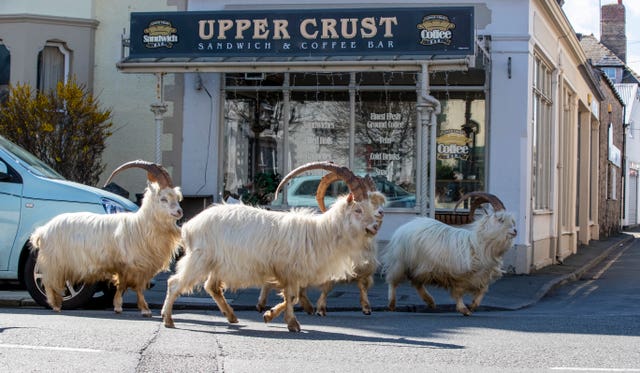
[24,250,98,310]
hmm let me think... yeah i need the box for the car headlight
[101,198,127,214]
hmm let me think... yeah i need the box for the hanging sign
[128,7,474,59]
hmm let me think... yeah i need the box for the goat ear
[347,193,354,204]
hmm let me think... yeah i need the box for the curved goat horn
[316,173,377,212]
[454,191,506,216]
[273,161,369,203]
[103,160,173,189]
[315,172,341,212]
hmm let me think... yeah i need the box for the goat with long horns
[30,160,183,316]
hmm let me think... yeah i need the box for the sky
[562,0,640,75]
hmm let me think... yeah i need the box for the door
[0,158,23,270]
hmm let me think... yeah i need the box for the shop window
[222,91,284,205]
[532,55,554,211]
[433,91,486,208]
[37,42,70,93]
[222,71,485,211]
[0,43,9,104]
[356,90,417,208]
[289,91,350,168]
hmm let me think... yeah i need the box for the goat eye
[354,207,363,214]
[160,198,168,203]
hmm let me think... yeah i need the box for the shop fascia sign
[128,7,474,59]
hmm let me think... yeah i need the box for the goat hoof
[228,315,239,324]
[362,309,372,315]
[315,309,327,317]
[263,310,275,323]
[256,304,267,313]
[459,308,472,316]
[114,308,123,314]
[141,311,152,318]
[163,318,175,328]
[287,320,301,332]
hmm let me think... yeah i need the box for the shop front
[117,6,489,240]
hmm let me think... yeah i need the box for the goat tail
[29,226,45,252]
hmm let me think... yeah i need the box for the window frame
[37,41,70,93]
[532,53,555,211]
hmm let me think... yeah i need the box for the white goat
[161,162,383,332]
[256,175,386,316]
[30,160,183,316]
[382,193,517,316]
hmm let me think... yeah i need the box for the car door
[0,158,23,271]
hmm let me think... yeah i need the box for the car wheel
[24,250,99,310]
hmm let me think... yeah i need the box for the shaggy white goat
[256,176,386,316]
[382,193,517,316]
[161,162,383,332]
[30,160,183,316]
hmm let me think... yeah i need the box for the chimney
[601,0,627,62]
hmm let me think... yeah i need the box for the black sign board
[128,7,474,59]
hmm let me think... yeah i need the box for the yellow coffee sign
[437,129,471,160]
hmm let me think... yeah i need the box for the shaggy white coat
[256,192,386,316]
[30,183,183,315]
[161,193,381,332]
[382,210,517,315]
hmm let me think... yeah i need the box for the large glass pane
[355,90,417,208]
[278,91,350,207]
[433,91,486,209]
[222,91,284,205]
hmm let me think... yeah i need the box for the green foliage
[241,172,281,206]
[0,79,113,185]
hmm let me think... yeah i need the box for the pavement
[0,230,636,313]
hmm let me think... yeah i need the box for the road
[1,240,639,372]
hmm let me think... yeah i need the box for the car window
[0,135,64,179]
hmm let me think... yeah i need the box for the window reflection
[355,91,417,208]
[433,91,485,209]
[221,72,485,211]
[288,91,350,168]
[223,92,283,205]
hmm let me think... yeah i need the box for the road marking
[551,368,640,372]
[0,343,103,353]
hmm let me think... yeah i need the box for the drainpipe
[150,72,168,164]
[417,63,441,217]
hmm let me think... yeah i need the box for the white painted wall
[93,0,179,198]
[0,0,92,18]
[624,89,640,226]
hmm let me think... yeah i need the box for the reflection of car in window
[273,174,415,208]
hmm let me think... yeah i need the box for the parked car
[0,134,138,309]
[274,174,415,208]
